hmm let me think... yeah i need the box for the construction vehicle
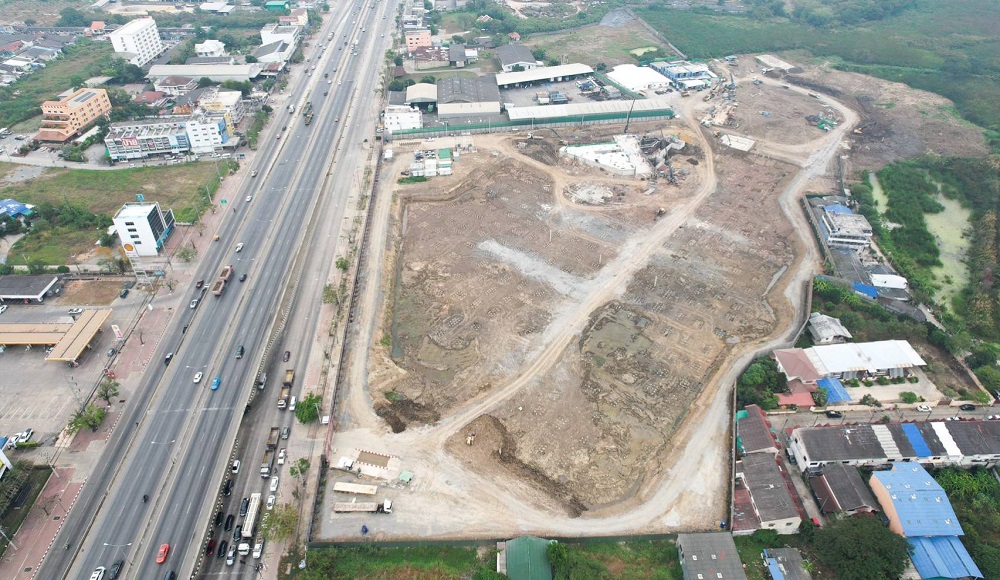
[211,265,234,296]
[655,207,666,220]
[302,102,314,125]
[266,427,280,450]
[260,448,275,478]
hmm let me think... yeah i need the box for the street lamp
[103,541,132,564]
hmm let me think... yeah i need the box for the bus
[242,493,261,538]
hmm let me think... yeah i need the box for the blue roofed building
[869,464,983,579]
[0,198,34,219]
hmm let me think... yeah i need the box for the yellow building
[35,88,112,143]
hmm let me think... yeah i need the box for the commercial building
[109,17,164,67]
[606,64,671,92]
[34,87,111,143]
[676,533,747,580]
[495,63,593,88]
[186,113,230,154]
[197,87,245,124]
[870,464,983,580]
[184,56,234,66]
[260,23,300,47]
[755,55,795,73]
[437,75,500,117]
[806,312,852,345]
[404,29,431,53]
[0,275,60,304]
[279,8,309,28]
[195,39,226,57]
[253,40,294,64]
[153,75,197,96]
[198,2,235,14]
[820,205,873,250]
[735,454,802,535]
[495,43,536,72]
[807,463,878,516]
[790,419,1000,469]
[113,202,175,256]
[404,82,437,106]
[147,63,262,82]
[651,60,716,90]
[104,119,191,161]
[774,340,926,382]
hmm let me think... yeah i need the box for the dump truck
[211,265,234,296]
[260,448,275,478]
[278,370,294,409]
[266,427,280,450]
[332,499,392,513]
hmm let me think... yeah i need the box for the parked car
[240,497,249,516]
[232,459,241,474]
[68,308,84,315]
[278,448,286,465]
[223,479,233,496]
[226,548,236,566]
[205,539,216,556]
[825,410,843,418]
[217,540,228,558]
[960,404,976,411]
[224,514,234,530]
[0,305,7,314]
[214,510,224,526]
[915,404,932,413]
[267,495,275,510]
[119,288,129,299]
[281,427,290,440]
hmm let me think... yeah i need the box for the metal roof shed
[499,536,553,580]
[0,275,59,303]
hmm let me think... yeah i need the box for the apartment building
[34,87,111,142]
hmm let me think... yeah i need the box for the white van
[289,396,296,411]
[90,567,106,580]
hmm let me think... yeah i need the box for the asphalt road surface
[41,1,397,577]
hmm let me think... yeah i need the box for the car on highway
[190,298,199,309]
[68,308,84,315]
[266,494,275,509]
[270,476,280,493]
[335,116,340,122]
[323,91,328,96]
[246,195,253,203]
[236,345,245,359]
[205,538,216,556]
[235,243,244,253]
[193,372,203,383]
[338,80,342,85]
[251,170,258,177]
[119,288,129,299]
[916,404,932,412]
[156,543,170,564]
[825,410,843,418]
[239,273,248,282]
[276,134,281,140]
[240,496,249,516]
[217,540,228,558]
[277,448,286,465]
[0,305,7,314]
[233,525,242,541]
[164,353,174,365]
[195,279,204,289]
[960,404,976,411]
[215,510,224,525]
[281,426,290,440]
[108,560,123,580]
[224,514,234,530]
[223,479,233,496]
[283,350,291,362]
[89,567,105,580]
[289,396,297,411]
[226,548,236,566]
[211,377,221,391]
[232,459,241,474]
[324,72,328,78]
[328,80,332,84]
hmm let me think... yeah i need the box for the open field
[0,0,81,25]
[635,0,1000,138]
[524,18,664,67]
[0,39,113,130]
[727,78,843,145]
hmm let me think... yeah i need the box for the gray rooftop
[0,275,60,300]
[436,75,500,105]
[738,454,800,523]
[185,56,233,65]
[387,90,406,106]
[738,405,777,455]
[495,43,534,67]
[677,533,747,580]
[809,463,877,514]
[764,548,811,580]
[449,43,466,62]
[807,312,852,343]
[947,420,1000,456]
[795,424,887,462]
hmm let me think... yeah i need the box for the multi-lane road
[40,1,398,577]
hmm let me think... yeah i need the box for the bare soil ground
[0,0,79,25]
[51,280,126,306]
[784,62,988,169]
[728,81,842,145]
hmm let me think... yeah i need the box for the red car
[195,279,204,289]
[205,539,216,556]
[157,543,170,564]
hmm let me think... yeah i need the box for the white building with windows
[384,105,422,132]
[260,23,300,48]
[105,119,191,161]
[109,17,164,67]
[113,202,175,256]
[821,206,873,250]
[186,113,230,154]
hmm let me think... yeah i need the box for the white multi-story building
[113,202,175,256]
[259,23,300,48]
[384,105,422,132]
[821,206,873,250]
[104,119,191,161]
[195,39,226,57]
[109,17,164,67]
[186,113,230,154]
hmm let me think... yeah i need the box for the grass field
[0,39,113,130]
[561,540,683,579]
[295,545,496,579]
[636,0,1000,136]
[526,20,665,67]
[0,467,52,560]
[1,161,222,264]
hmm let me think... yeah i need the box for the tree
[28,260,47,274]
[56,7,92,27]
[393,54,404,66]
[812,387,828,407]
[289,457,309,480]
[97,379,120,404]
[294,392,322,424]
[244,54,258,63]
[814,517,910,580]
[860,393,882,407]
[452,35,466,44]
[67,404,107,434]
[197,77,216,88]
[899,391,919,404]
[419,75,436,84]
[260,503,298,540]
[336,257,349,270]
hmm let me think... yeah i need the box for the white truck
[333,499,392,513]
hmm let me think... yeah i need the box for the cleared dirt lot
[728,81,842,145]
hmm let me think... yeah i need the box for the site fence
[389,109,675,140]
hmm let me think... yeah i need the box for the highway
[40,0,398,577]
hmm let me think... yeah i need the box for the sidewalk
[0,468,83,579]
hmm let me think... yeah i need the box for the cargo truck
[278,370,294,409]
[333,499,392,513]
[260,448,275,478]
[302,102,314,125]
[211,265,234,296]
[265,427,280,450]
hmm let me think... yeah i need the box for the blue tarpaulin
[817,377,851,404]
[901,422,933,458]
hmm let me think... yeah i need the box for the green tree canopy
[814,517,910,580]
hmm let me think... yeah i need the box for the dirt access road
[325,89,857,538]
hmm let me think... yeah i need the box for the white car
[193,372,203,384]
[0,305,7,314]
[270,476,280,493]
[235,243,244,253]
[266,495,275,510]
[915,404,932,413]
[16,429,33,444]
[277,448,286,465]
[190,298,199,309]
[68,308,84,315]
[245,195,253,202]
[231,459,241,474]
